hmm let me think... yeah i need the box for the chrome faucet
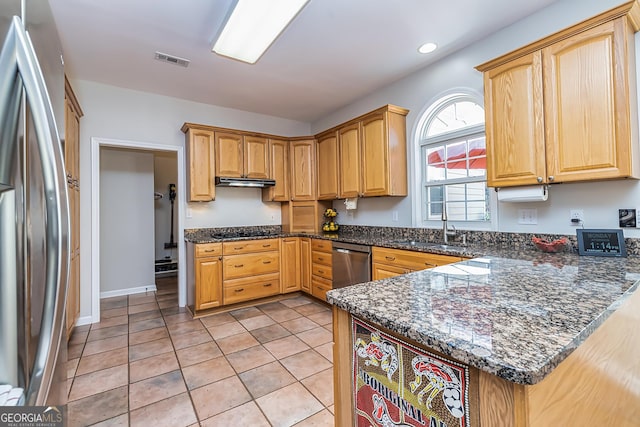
[442,204,457,244]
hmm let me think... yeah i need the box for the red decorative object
[532,236,568,253]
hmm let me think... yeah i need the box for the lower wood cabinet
[281,237,301,293]
[190,242,223,311]
[222,238,280,305]
[300,238,311,293]
[372,246,466,280]
[310,239,332,301]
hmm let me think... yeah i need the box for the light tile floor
[67,276,335,426]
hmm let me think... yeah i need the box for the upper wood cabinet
[215,132,269,179]
[290,138,316,200]
[338,123,361,198]
[316,131,339,200]
[262,138,289,202]
[361,108,408,196]
[477,7,640,187]
[335,105,408,199]
[182,125,216,202]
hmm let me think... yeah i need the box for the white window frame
[414,92,497,230]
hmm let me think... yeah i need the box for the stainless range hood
[215,177,276,188]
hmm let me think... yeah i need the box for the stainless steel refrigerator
[0,0,69,406]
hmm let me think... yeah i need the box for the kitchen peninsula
[327,250,640,426]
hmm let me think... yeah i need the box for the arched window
[418,93,488,223]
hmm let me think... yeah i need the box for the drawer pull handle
[318,270,324,274]
[317,257,324,261]
[263,260,272,264]
[203,249,215,253]
[234,246,244,250]
[263,244,272,247]
[234,264,244,268]
[234,288,244,293]
[263,283,272,287]
[425,262,436,267]
[385,256,396,261]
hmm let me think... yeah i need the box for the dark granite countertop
[326,251,640,385]
[185,227,640,384]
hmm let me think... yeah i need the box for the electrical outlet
[570,209,584,226]
[392,211,399,221]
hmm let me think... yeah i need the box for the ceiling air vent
[154,51,190,68]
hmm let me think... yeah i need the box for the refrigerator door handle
[0,16,69,405]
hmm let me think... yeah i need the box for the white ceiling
[49,0,560,123]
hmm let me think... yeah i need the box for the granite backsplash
[184,224,640,255]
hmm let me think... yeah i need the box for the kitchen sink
[390,240,464,251]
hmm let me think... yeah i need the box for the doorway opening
[90,137,185,323]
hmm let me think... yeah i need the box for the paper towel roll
[497,185,548,203]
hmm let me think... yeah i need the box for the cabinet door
[361,112,389,196]
[338,122,361,198]
[215,132,244,177]
[281,238,301,293]
[185,129,216,201]
[263,138,289,201]
[196,256,222,310]
[317,131,339,199]
[543,18,633,183]
[244,135,270,179]
[372,262,408,280]
[290,139,316,200]
[484,51,546,187]
[300,237,311,293]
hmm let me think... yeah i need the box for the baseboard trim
[100,284,157,299]
[75,315,94,326]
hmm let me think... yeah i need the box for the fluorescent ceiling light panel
[213,0,309,64]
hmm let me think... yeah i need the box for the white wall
[100,147,155,295]
[75,81,310,319]
[311,0,640,239]
[154,152,178,261]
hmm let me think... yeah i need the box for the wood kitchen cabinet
[316,130,339,200]
[478,8,640,187]
[360,107,408,196]
[372,246,465,280]
[64,77,82,338]
[300,237,312,293]
[189,243,223,311]
[336,105,408,199]
[182,124,216,201]
[215,132,269,179]
[262,138,289,202]
[280,238,301,293]
[222,239,280,304]
[281,200,332,233]
[289,138,316,200]
[311,239,332,301]
[338,122,361,198]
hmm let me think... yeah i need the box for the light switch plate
[518,208,538,225]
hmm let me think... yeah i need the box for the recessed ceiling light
[418,42,437,54]
[213,0,310,64]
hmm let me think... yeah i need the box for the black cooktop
[210,230,279,239]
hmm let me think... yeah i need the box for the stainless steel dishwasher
[332,242,371,288]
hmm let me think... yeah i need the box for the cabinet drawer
[223,238,279,255]
[311,276,332,301]
[312,263,332,280]
[311,250,331,266]
[311,239,332,252]
[223,252,280,279]
[195,243,222,258]
[373,247,463,271]
[223,274,280,304]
